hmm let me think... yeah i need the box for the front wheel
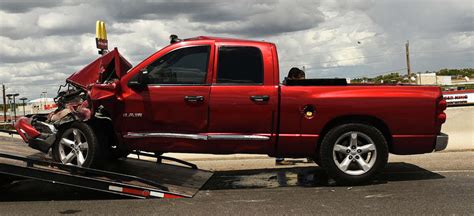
[52,122,101,167]
[319,123,388,185]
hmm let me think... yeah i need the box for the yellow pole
[96,20,101,39]
[100,21,107,40]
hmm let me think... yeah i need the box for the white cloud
[37,12,77,29]
[0,0,473,100]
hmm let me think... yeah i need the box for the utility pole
[20,97,27,116]
[11,93,19,122]
[405,40,411,77]
[2,84,6,122]
[6,94,12,122]
[418,72,422,85]
[42,91,47,110]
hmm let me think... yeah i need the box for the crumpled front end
[14,89,92,153]
[15,47,130,154]
[66,48,131,90]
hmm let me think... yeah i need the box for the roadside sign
[443,90,474,106]
[96,20,108,52]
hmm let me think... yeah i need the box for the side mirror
[128,68,149,88]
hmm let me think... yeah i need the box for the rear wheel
[319,123,388,185]
[52,122,101,167]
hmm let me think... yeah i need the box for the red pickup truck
[15,36,448,184]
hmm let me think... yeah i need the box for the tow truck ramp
[0,140,213,199]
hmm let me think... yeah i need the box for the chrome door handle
[184,96,204,102]
[250,95,270,102]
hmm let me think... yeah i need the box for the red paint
[43,104,57,110]
[14,117,41,142]
[121,187,150,197]
[443,90,474,94]
[67,48,131,90]
[163,193,185,199]
[391,135,436,154]
[16,36,447,157]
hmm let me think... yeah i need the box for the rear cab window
[216,46,264,85]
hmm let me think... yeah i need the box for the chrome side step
[124,132,270,141]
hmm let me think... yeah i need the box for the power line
[288,59,388,70]
[411,49,474,54]
[280,42,406,59]
[279,42,406,62]
[356,68,408,78]
[280,49,473,74]
[281,51,404,64]
[281,49,473,64]
[301,65,407,79]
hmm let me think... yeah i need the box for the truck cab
[119,37,280,155]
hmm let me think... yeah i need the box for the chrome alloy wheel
[332,131,377,175]
[58,128,89,166]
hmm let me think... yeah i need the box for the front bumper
[14,117,56,153]
[435,133,449,151]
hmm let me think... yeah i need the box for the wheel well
[87,118,118,149]
[316,115,393,155]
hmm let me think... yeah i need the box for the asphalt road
[0,150,473,215]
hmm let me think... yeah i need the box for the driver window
[147,46,210,85]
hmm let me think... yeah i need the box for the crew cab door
[208,44,278,154]
[121,43,214,152]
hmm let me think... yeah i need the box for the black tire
[52,122,101,168]
[319,123,388,185]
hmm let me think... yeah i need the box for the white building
[10,97,57,116]
[416,73,452,85]
[28,98,57,114]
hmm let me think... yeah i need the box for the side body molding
[124,132,270,141]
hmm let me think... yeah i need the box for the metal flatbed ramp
[0,139,213,199]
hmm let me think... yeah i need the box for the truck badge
[123,113,143,118]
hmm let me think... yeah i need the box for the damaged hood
[66,48,132,89]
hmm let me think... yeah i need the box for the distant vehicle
[15,35,448,185]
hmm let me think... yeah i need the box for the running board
[124,132,269,141]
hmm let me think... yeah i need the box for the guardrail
[0,129,18,135]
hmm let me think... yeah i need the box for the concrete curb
[0,133,20,139]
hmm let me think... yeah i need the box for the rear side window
[146,46,210,85]
[217,46,263,84]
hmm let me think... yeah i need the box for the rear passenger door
[208,45,278,154]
